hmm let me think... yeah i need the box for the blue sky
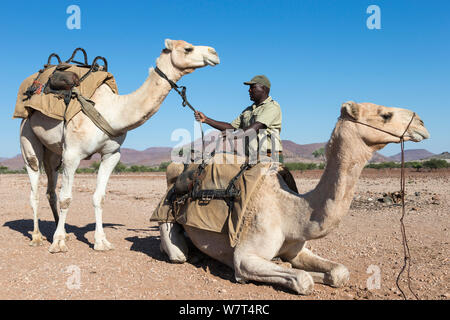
[0,0,448,158]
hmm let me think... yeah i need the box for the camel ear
[341,101,360,120]
[164,39,173,51]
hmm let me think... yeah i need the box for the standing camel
[19,39,220,253]
[160,102,429,294]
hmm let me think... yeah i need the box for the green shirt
[230,96,282,155]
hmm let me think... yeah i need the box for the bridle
[339,112,416,141]
[154,65,206,164]
[340,112,420,300]
[154,66,197,113]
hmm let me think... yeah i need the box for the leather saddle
[174,163,298,196]
[43,63,80,105]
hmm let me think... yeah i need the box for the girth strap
[72,88,123,138]
[176,162,251,209]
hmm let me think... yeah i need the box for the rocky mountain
[282,140,392,163]
[420,151,450,161]
[389,149,436,162]
[0,155,24,170]
[1,139,414,170]
[0,147,174,170]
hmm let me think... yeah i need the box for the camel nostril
[208,48,217,55]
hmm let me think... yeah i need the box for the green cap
[244,75,271,89]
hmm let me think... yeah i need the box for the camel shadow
[125,231,235,282]
[3,219,123,249]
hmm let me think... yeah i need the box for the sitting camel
[159,101,429,294]
[19,39,220,252]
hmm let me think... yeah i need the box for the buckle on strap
[201,192,214,201]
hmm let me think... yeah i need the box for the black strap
[190,162,250,206]
[154,66,195,113]
[154,65,208,164]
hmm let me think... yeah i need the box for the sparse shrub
[158,162,171,171]
[90,161,100,172]
[284,162,319,171]
[423,159,448,170]
[113,161,127,173]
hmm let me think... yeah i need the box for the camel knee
[26,156,39,172]
[46,190,57,202]
[59,198,71,210]
[92,192,105,208]
[30,190,39,202]
[166,163,184,186]
[159,222,188,263]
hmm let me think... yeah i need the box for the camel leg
[92,152,120,251]
[234,252,314,295]
[283,246,350,288]
[49,151,80,253]
[159,222,188,263]
[43,148,61,226]
[20,119,46,246]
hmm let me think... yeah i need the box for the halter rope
[340,113,419,300]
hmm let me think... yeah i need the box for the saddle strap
[191,188,241,203]
[72,88,122,138]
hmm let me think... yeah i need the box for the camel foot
[325,264,350,288]
[29,232,46,246]
[234,275,248,284]
[49,236,68,253]
[160,241,187,263]
[292,270,314,295]
[94,239,114,251]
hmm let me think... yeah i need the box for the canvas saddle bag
[151,155,298,247]
[14,48,120,137]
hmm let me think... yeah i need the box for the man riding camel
[194,75,283,162]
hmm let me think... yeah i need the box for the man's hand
[195,111,207,123]
[195,112,235,131]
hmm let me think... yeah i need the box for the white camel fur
[160,102,429,294]
[20,39,220,252]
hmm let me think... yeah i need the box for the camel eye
[381,113,393,121]
[184,47,194,53]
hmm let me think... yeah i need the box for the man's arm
[195,111,267,133]
[195,111,235,131]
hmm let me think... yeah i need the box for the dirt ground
[0,168,448,300]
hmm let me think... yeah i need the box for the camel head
[160,39,220,74]
[340,101,430,150]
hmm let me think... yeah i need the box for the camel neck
[107,53,185,133]
[303,120,373,238]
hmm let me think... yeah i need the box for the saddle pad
[13,65,118,122]
[151,155,276,247]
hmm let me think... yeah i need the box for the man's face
[248,83,267,102]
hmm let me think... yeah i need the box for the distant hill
[0,155,23,170]
[420,151,450,161]
[389,149,436,162]
[0,143,439,170]
[281,140,326,162]
[281,140,392,163]
[369,152,394,163]
[0,147,174,170]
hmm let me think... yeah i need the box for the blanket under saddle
[151,156,298,247]
[13,65,118,122]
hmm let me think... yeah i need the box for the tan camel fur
[159,101,429,294]
[20,39,219,253]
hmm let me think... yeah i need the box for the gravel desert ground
[0,169,448,300]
